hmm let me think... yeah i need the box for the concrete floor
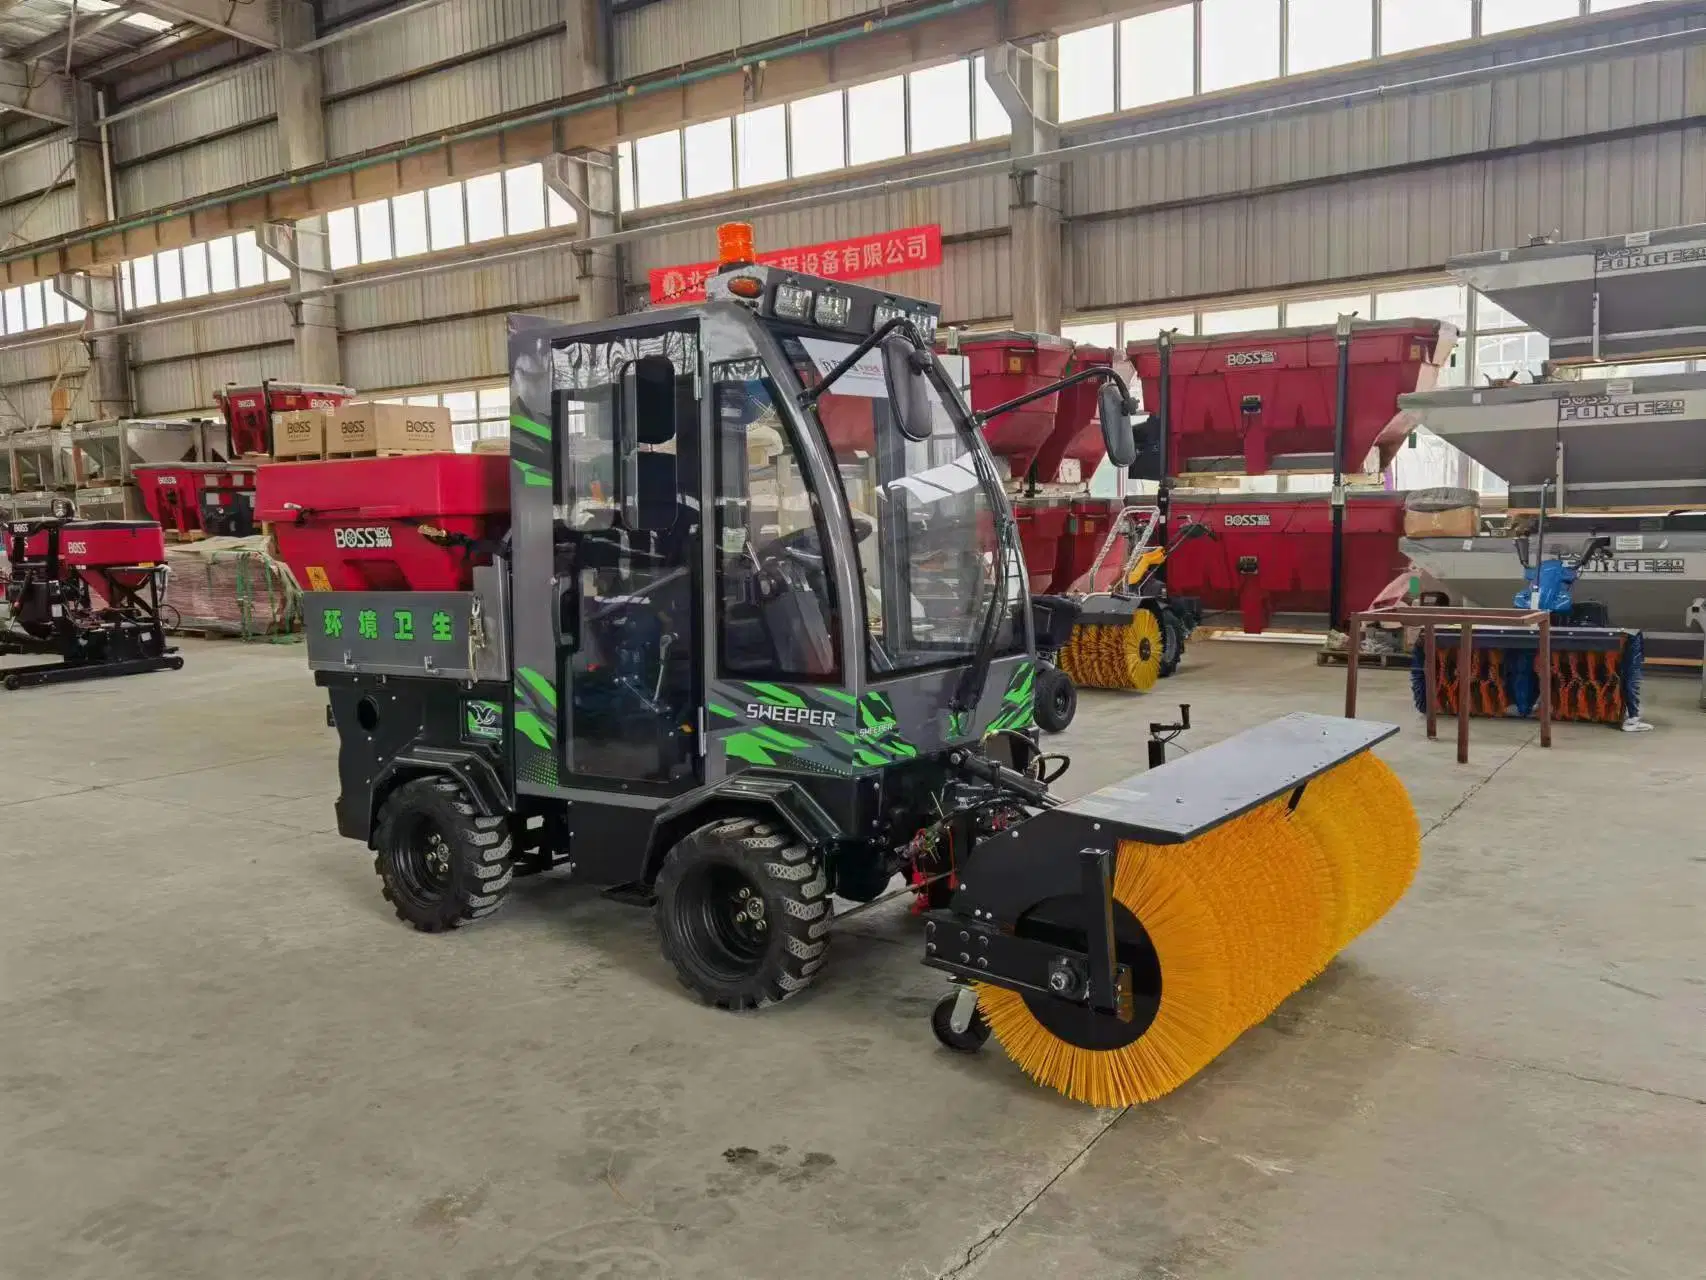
[2,638,1702,1280]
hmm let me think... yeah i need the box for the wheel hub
[1013,895,1163,1051]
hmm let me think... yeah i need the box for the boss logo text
[1225,350,1277,368]
[332,526,394,549]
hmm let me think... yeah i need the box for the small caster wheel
[168,656,185,670]
[3,675,19,692]
[931,988,990,1053]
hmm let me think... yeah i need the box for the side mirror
[618,353,681,531]
[1098,382,1138,468]
[1515,537,1529,569]
[882,336,935,443]
[624,354,679,447]
[1127,414,1161,481]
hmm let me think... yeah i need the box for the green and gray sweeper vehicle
[270,227,1423,1107]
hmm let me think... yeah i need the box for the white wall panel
[0,339,91,434]
[128,304,294,367]
[342,306,573,393]
[321,0,562,96]
[110,60,277,164]
[135,345,297,416]
[0,186,79,247]
[1066,126,1706,313]
[340,253,582,332]
[116,124,282,214]
[0,136,75,204]
[326,40,563,159]
[616,0,885,80]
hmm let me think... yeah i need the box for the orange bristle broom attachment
[1059,606,1163,692]
[978,753,1420,1108]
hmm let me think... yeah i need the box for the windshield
[781,333,1023,676]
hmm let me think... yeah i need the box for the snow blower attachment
[1057,507,1209,692]
[926,712,1419,1107]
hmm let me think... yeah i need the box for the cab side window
[712,360,841,681]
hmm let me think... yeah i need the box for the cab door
[507,318,705,799]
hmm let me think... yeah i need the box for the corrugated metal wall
[320,0,561,97]
[111,58,280,214]
[7,3,1706,416]
[0,340,90,434]
[326,40,564,158]
[615,0,886,80]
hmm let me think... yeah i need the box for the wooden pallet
[1317,648,1414,669]
[164,530,208,543]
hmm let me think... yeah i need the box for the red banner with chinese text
[647,224,943,305]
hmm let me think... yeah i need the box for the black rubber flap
[1062,712,1399,844]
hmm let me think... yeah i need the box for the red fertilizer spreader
[256,452,510,592]
[1,507,180,691]
[1128,319,1457,476]
[1163,490,1411,634]
[134,462,259,538]
[215,380,355,458]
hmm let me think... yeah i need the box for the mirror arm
[974,367,1135,427]
[798,315,925,407]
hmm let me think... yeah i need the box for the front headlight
[813,292,852,329]
[772,283,814,322]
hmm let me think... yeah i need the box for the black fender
[349,745,511,845]
[641,772,842,882]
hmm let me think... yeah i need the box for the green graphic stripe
[513,459,551,488]
[748,724,807,750]
[511,412,551,441]
[514,710,552,750]
[707,701,740,719]
[819,688,859,706]
[745,682,806,708]
[518,666,558,709]
[724,734,778,766]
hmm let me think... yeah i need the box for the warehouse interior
[2,1,1704,1277]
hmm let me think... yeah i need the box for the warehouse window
[1287,0,1373,75]
[0,284,79,335]
[357,198,393,262]
[1380,0,1470,53]
[1376,285,1466,330]
[465,173,506,243]
[208,236,237,291]
[1201,303,1281,334]
[848,76,906,165]
[428,182,466,250]
[392,190,430,257]
[635,129,685,206]
[328,208,358,267]
[1120,6,1194,109]
[504,165,547,236]
[235,231,267,287]
[684,120,735,197]
[789,91,847,177]
[1201,0,1280,91]
[736,106,788,188]
[1059,26,1116,121]
[1061,321,1118,348]
[1480,0,1577,34]
[155,248,184,305]
[1282,294,1371,326]
[971,56,1011,139]
[182,242,210,298]
[910,62,973,153]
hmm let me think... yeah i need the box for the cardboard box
[272,410,324,459]
[1404,506,1479,538]
[325,402,451,455]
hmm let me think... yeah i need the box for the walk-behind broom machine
[280,224,1422,1107]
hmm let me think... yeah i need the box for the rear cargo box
[256,452,509,592]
